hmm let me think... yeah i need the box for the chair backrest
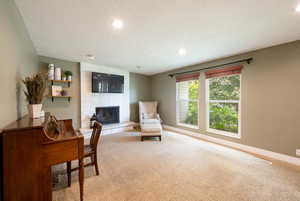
[139,101,158,122]
[89,122,102,150]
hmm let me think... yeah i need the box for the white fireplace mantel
[80,62,130,130]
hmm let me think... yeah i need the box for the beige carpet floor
[53,131,300,201]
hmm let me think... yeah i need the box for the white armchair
[139,101,162,141]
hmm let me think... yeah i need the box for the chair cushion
[141,118,160,124]
[143,113,156,119]
[141,122,162,133]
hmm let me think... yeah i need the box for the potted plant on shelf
[64,71,73,81]
[23,73,47,118]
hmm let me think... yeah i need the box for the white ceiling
[15,0,300,75]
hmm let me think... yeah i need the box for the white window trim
[176,81,200,129]
[177,122,200,129]
[207,128,241,139]
[205,74,242,139]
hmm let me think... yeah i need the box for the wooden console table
[0,115,84,201]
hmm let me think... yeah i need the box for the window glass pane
[178,80,199,100]
[177,79,199,127]
[209,75,240,100]
[209,102,239,134]
[178,100,198,126]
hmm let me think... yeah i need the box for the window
[176,76,200,128]
[206,67,241,138]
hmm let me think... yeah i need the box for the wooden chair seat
[67,122,102,187]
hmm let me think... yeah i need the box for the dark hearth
[96,106,120,124]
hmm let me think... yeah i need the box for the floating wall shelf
[48,96,71,102]
[49,80,72,102]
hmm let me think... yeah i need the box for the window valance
[176,72,200,82]
[205,65,243,79]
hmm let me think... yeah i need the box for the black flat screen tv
[92,72,124,93]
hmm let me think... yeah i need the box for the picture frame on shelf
[52,85,62,96]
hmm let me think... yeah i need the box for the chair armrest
[140,113,145,124]
[157,114,162,124]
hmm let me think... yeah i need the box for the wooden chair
[67,122,102,186]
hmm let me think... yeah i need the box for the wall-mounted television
[92,72,124,93]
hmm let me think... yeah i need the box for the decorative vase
[61,90,68,96]
[54,67,61,80]
[28,104,43,119]
[62,76,67,81]
[48,64,55,80]
[67,75,72,81]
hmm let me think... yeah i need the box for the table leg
[43,166,52,201]
[79,158,84,201]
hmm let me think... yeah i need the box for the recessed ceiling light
[86,54,95,60]
[296,4,300,12]
[112,19,124,29]
[178,48,187,56]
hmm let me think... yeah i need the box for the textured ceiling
[15,0,300,75]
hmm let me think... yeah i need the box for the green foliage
[182,75,240,133]
[64,71,73,77]
[188,80,199,100]
[209,75,240,100]
[184,101,198,125]
[23,73,47,104]
[209,103,238,133]
[184,80,199,125]
[209,75,240,133]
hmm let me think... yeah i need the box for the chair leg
[67,161,71,187]
[94,153,99,176]
[90,155,94,163]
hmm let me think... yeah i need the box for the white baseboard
[163,125,300,167]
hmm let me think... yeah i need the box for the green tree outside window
[208,75,240,134]
[184,80,199,125]
[179,74,240,133]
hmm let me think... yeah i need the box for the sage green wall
[0,0,39,128]
[151,40,300,157]
[129,73,152,122]
[39,56,81,129]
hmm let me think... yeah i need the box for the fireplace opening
[96,106,120,124]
